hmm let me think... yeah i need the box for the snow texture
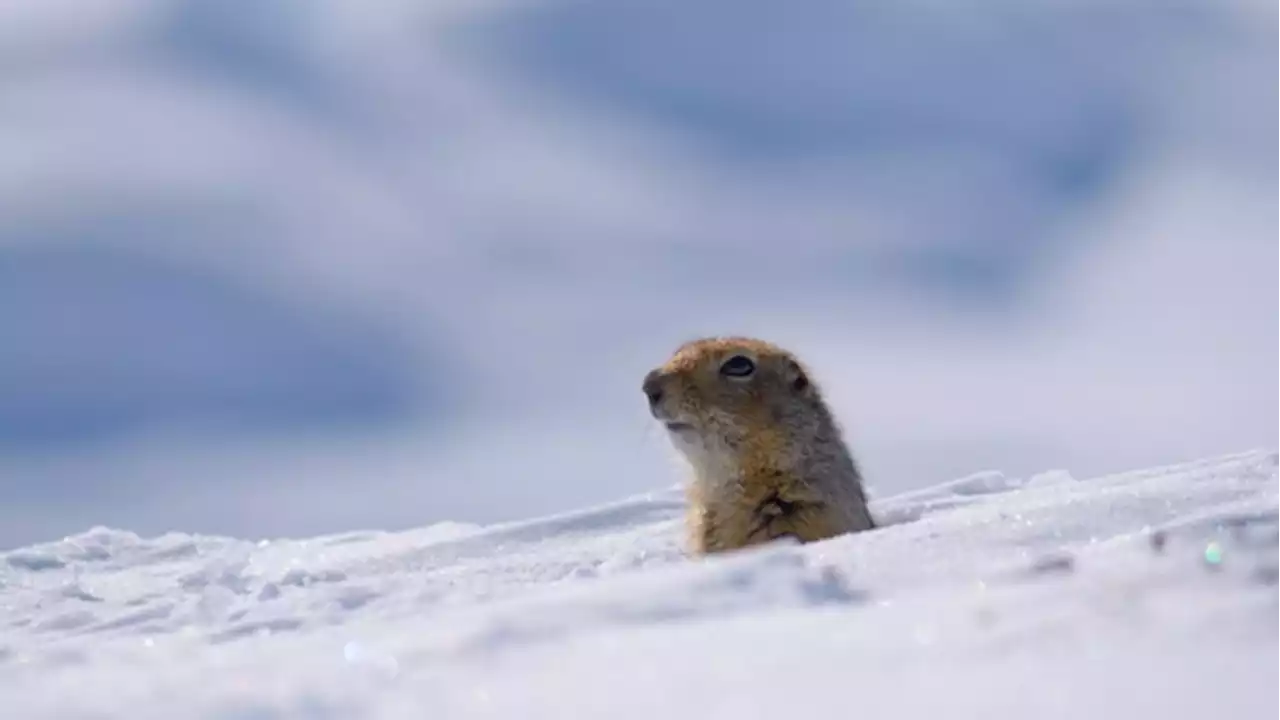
[1,449,1276,719]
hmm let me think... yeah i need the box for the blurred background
[0,0,1275,549]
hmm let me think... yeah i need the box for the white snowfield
[1,450,1276,719]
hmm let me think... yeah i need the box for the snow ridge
[1,449,1276,719]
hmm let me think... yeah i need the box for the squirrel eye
[719,355,756,378]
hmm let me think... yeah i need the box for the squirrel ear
[788,361,810,392]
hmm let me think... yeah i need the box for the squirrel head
[642,337,823,470]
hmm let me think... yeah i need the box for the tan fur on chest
[684,467,848,554]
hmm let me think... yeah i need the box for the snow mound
[0,450,1276,719]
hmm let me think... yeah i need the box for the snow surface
[1,449,1276,719]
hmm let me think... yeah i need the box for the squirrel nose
[642,370,664,406]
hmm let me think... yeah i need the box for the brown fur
[643,336,876,555]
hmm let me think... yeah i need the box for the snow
[1,449,1276,719]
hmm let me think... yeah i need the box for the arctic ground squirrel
[643,336,876,555]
